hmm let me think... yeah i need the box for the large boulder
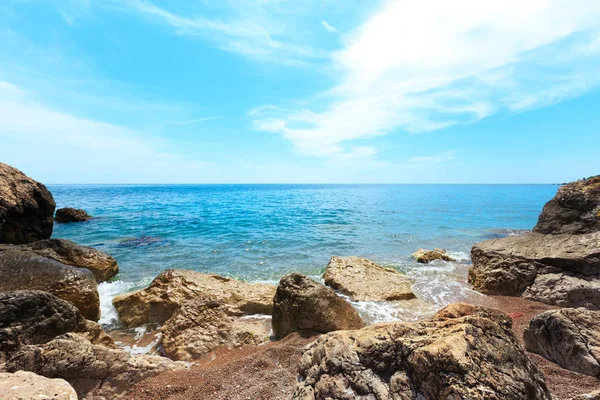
[534,176,600,235]
[469,232,600,308]
[113,269,276,327]
[55,207,92,223]
[293,303,551,400]
[0,371,77,400]
[0,238,118,282]
[0,163,55,244]
[323,256,415,301]
[6,333,187,399]
[0,250,100,320]
[272,273,364,339]
[161,296,271,361]
[524,308,600,377]
[412,248,456,264]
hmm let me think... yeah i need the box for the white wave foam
[115,333,161,355]
[98,281,135,329]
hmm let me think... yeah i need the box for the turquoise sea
[49,184,558,327]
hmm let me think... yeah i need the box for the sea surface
[49,184,558,328]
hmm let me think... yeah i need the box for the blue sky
[1,0,599,184]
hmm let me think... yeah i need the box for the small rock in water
[55,207,93,223]
[412,248,455,263]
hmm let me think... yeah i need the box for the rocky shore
[1,161,599,399]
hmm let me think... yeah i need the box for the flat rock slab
[324,256,415,301]
[0,371,77,400]
[524,308,600,377]
[113,269,276,327]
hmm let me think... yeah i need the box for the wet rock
[113,269,276,327]
[0,238,118,282]
[469,232,600,308]
[323,256,415,301]
[0,250,100,320]
[272,273,364,339]
[54,207,92,223]
[6,333,188,399]
[412,248,455,263]
[294,303,551,400]
[524,308,600,377]
[0,371,77,400]
[161,295,271,361]
[0,162,55,244]
[534,175,600,235]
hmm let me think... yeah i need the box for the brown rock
[0,250,100,320]
[412,248,455,263]
[6,333,187,399]
[571,390,600,400]
[0,371,77,400]
[0,163,55,244]
[161,296,271,361]
[524,308,600,377]
[55,207,92,223]
[294,303,551,400]
[272,273,364,339]
[0,238,118,282]
[113,269,276,327]
[323,256,415,301]
[534,176,600,235]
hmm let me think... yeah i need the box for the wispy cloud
[321,20,338,34]
[252,0,600,157]
[173,116,221,125]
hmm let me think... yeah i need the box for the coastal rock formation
[412,248,455,263]
[6,333,188,399]
[272,273,364,339]
[534,176,600,235]
[469,232,600,308]
[113,269,276,327]
[293,303,551,400]
[0,371,77,400]
[55,207,92,223]
[161,296,271,361]
[323,256,415,301]
[0,238,118,282]
[0,163,56,244]
[0,250,100,320]
[524,308,600,377]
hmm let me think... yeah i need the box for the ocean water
[49,184,557,327]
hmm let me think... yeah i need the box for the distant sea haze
[50,184,557,326]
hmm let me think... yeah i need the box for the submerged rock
[118,236,166,248]
[524,308,600,377]
[55,207,92,223]
[293,303,551,400]
[534,175,600,235]
[412,248,455,263]
[324,256,415,301]
[469,232,600,308]
[0,371,77,400]
[0,238,118,282]
[0,162,56,244]
[113,269,276,327]
[161,295,271,361]
[6,333,188,399]
[272,273,364,339]
[0,250,100,320]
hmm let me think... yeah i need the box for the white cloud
[252,0,600,156]
[321,20,338,33]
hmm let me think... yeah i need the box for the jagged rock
[524,308,600,377]
[0,238,118,282]
[113,269,276,327]
[293,303,551,400]
[0,371,77,400]
[161,296,271,361]
[0,291,114,363]
[323,256,415,301]
[0,163,55,244]
[0,251,100,320]
[412,248,455,263]
[272,273,364,339]
[571,390,600,400]
[534,176,600,234]
[469,232,600,308]
[6,333,187,399]
[55,207,92,223]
